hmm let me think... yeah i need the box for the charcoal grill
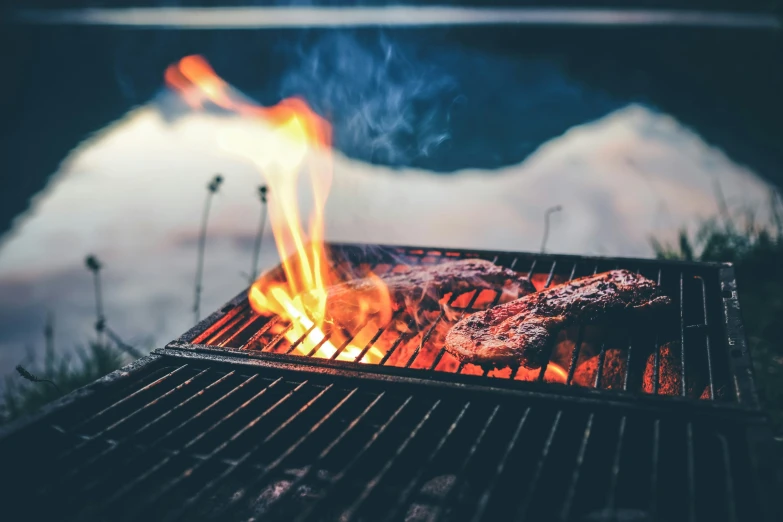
[0,244,779,522]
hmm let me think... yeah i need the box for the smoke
[277,32,459,167]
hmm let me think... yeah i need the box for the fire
[164,55,569,381]
[166,55,389,363]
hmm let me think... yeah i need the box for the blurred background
[0,1,781,425]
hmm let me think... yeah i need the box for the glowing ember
[166,55,389,363]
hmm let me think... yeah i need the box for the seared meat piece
[304,259,535,330]
[445,270,671,369]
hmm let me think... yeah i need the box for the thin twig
[104,326,143,359]
[85,255,105,345]
[194,174,223,323]
[16,365,60,394]
[249,185,268,286]
[540,205,562,253]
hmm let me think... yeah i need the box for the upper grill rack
[172,244,757,408]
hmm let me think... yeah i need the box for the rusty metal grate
[0,354,778,522]
[173,244,757,407]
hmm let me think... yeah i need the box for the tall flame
[165,55,567,381]
[166,55,387,362]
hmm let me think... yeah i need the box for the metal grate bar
[178,385,353,520]
[624,267,642,391]
[381,402,471,522]
[205,310,250,345]
[559,413,595,521]
[264,322,293,352]
[680,272,687,396]
[102,368,211,436]
[148,372,256,447]
[304,326,335,357]
[653,269,663,394]
[717,434,738,522]
[543,260,558,288]
[405,293,460,368]
[94,375,278,511]
[515,410,563,521]
[60,370,234,487]
[340,400,442,521]
[432,405,500,522]
[132,380,311,518]
[293,396,415,522]
[351,312,400,362]
[594,343,608,388]
[285,322,319,355]
[536,261,574,382]
[48,368,212,491]
[378,321,416,365]
[565,326,586,386]
[623,339,634,391]
[526,259,538,280]
[650,418,661,517]
[69,364,189,434]
[696,276,716,399]
[239,315,281,350]
[470,407,532,522]
[262,391,387,518]
[686,422,696,522]
[605,416,627,509]
[218,313,261,347]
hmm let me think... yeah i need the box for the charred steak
[445,270,671,369]
[305,259,535,329]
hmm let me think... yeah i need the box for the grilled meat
[445,270,671,369]
[305,259,535,330]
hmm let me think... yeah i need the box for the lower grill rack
[0,354,778,522]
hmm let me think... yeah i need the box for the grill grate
[0,354,777,522]
[173,244,755,406]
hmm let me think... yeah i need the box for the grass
[651,208,783,430]
[0,342,126,425]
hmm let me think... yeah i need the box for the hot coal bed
[1,244,779,522]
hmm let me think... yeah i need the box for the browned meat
[305,259,535,330]
[445,270,671,369]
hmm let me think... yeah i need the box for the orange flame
[166,55,388,363]
[165,56,569,380]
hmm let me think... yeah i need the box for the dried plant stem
[194,192,213,323]
[16,365,60,394]
[194,175,223,323]
[105,326,143,359]
[93,269,105,344]
[540,205,562,253]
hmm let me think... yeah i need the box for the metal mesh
[182,245,748,405]
[1,356,776,522]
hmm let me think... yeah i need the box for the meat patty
[304,259,535,330]
[445,270,671,369]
